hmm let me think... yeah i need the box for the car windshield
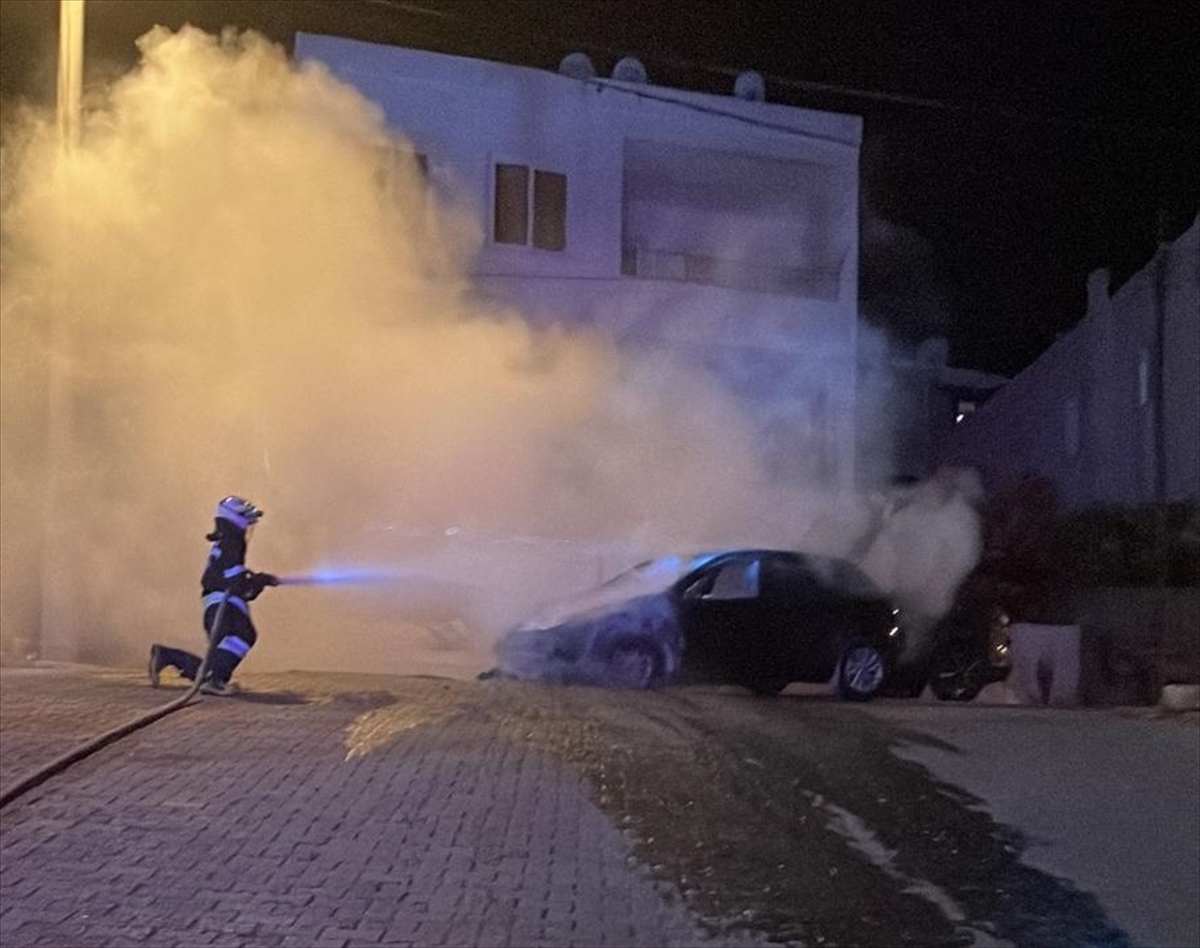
[516,553,723,632]
[599,553,722,594]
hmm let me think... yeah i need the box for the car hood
[514,552,723,632]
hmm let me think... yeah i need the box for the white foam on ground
[806,791,1013,947]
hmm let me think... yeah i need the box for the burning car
[488,549,905,700]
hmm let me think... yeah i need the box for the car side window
[681,572,714,599]
[763,556,821,598]
[696,559,760,601]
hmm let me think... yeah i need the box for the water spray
[275,567,414,587]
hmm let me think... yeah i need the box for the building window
[1138,351,1150,407]
[494,164,528,245]
[494,164,567,251]
[955,400,976,424]
[532,170,567,250]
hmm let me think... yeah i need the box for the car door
[676,554,768,683]
[754,553,833,681]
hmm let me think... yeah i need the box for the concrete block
[1160,683,1200,713]
[1009,623,1082,706]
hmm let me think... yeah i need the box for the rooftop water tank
[612,57,648,83]
[558,52,596,80]
[734,70,766,101]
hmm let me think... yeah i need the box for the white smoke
[0,26,980,675]
[854,467,984,624]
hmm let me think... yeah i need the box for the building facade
[295,34,863,490]
[936,215,1200,509]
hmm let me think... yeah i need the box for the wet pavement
[0,664,772,948]
[1,664,1196,947]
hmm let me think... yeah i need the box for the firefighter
[148,496,278,695]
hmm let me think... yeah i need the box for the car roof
[681,548,884,598]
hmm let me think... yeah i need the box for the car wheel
[928,646,984,702]
[604,638,664,690]
[837,643,886,701]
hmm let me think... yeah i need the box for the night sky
[2,0,1197,376]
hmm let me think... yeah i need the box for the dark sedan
[489,549,905,700]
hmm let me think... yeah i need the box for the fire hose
[0,569,403,810]
[0,594,235,810]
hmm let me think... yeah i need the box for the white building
[295,35,863,490]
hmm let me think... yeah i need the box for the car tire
[928,645,985,702]
[837,643,886,701]
[603,637,665,690]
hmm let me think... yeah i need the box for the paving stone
[1,665,764,948]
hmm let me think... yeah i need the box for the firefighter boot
[148,645,165,687]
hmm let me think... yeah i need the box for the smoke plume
[0,26,979,675]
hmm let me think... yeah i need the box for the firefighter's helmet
[214,496,263,530]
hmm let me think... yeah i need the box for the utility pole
[40,0,85,660]
[58,0,84,152]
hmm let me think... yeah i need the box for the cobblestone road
[6,664,1194,948]
[0,665,768,948]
